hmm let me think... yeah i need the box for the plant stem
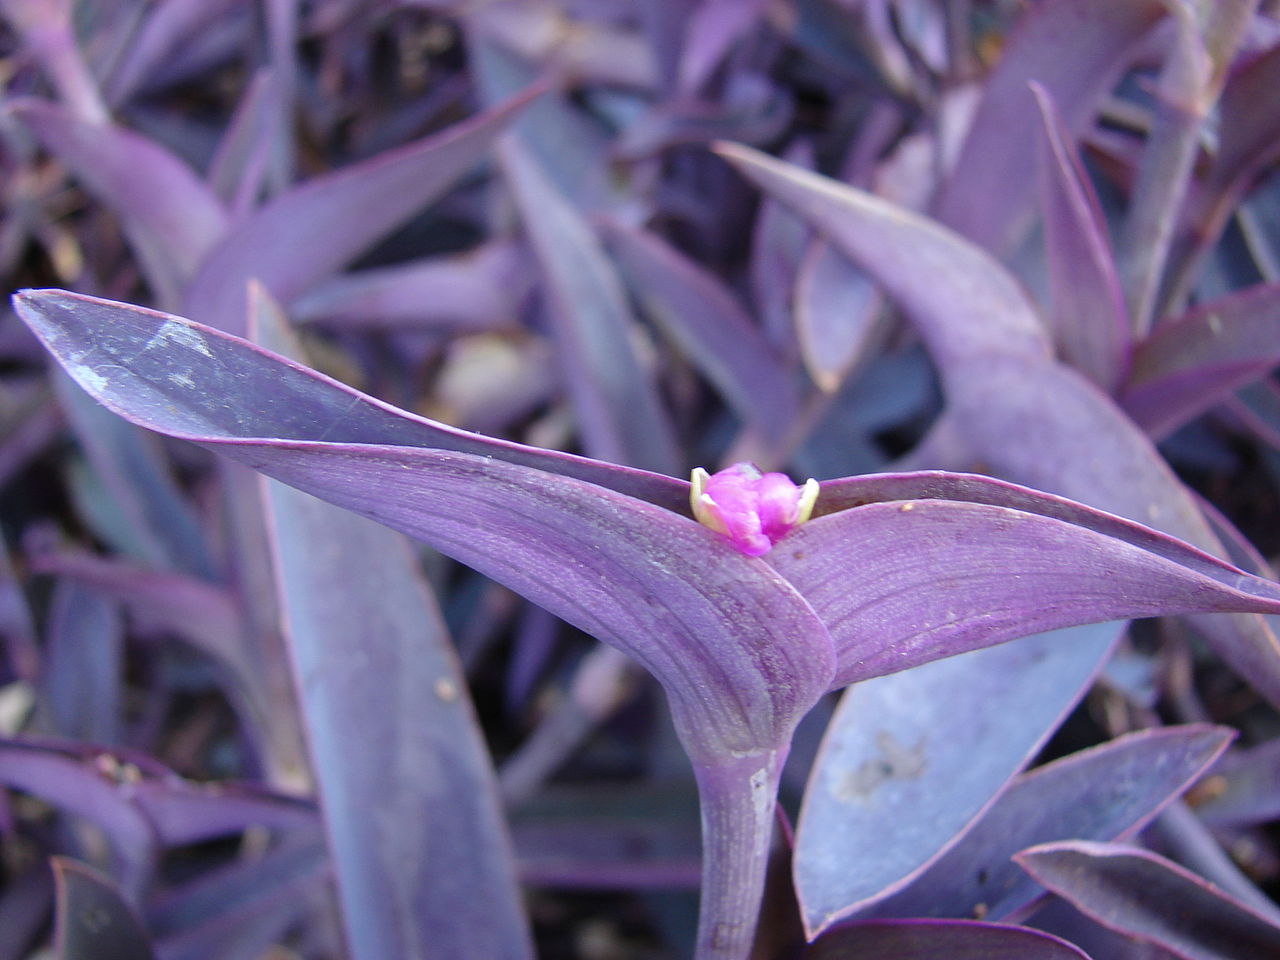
[692,748,788,960]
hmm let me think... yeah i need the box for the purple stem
[692,748,787,960]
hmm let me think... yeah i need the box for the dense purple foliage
[3,3,1280,959]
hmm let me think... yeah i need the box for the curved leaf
[180,86,541,335]
[1016,840,1280,960]
[792,625,1117,936]
[805,917,1090,960]
[52,858,155,960]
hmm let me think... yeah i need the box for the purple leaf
[149,834,327,960]
[1016,840,1280,960]
[1031,81,1130,391]
[1120,283,1280,438]
[51,373,215,578]
[52,858,155,960]
[677,0,768,94]
[932,0,1167,253]
[713,141,1053,368]
[0,739,159,895]
[772,479,1280,687]
[1164,42,1280,307]
[130,777,317,847]
[12,289,687,511]
[601,219,801,442]
[23,288,1280,960]
[40,579,122,743]
[290,240,533,332]
[13,99,229,306]
[792,624,1118,936]
[794,239,884,393]
[805,917,1091,959]
[716,140,1280,712]
[206,69,287,213]
[180,86,541,335]
[863,725,1235,923]
[1192,737,1280,828]
[498,139,681,472]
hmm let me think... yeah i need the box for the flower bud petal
[690,463,818,556]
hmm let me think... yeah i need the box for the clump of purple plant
[3,3,1280,960]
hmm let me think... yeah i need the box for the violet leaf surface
[804,917,1091,960]
[52,857,156,960]
[860,725,1234,923]
[1016,840,1280,960]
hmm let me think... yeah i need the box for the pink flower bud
[690,463,819,557]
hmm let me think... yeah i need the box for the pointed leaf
[1016,840,1280,960]
[793,624,1117,936]
[932,0,1167,253]
[52,858,155,960]
[180,86,541,335]
[601,219,800,442]
[715,144,1280,711]
[770,482,1280,687]
[291,240,533,331]
[1121,283,1280,438]
[805,918,1091,960]
[14,289,687,511]
[714,141,1052,367]
[13,100,228,306]
[499,139,680,472]
[1031,82,1129,391]
[864,725,1234,922]
[12,290,833,760]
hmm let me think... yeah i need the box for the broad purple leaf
[265,478,532,959]
[1120,283,1280,438]
[10,290,834,754]
[771,486,1280,687]
[805,917,1091,960]
[932,0,1167,253]
[13,290,687,511]
[498,139,681,472]
[791,625,1117,937]
[52,858,155,960]
[40,579,122,744]
[1016,840,1280,960]
[717,141,1280,711]
[1031,82,1129,391]
[291,240,533,331]
[13,99,229,306]
[180,86,540,335]
[601,219,800,442]
[863,725,1234,922]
